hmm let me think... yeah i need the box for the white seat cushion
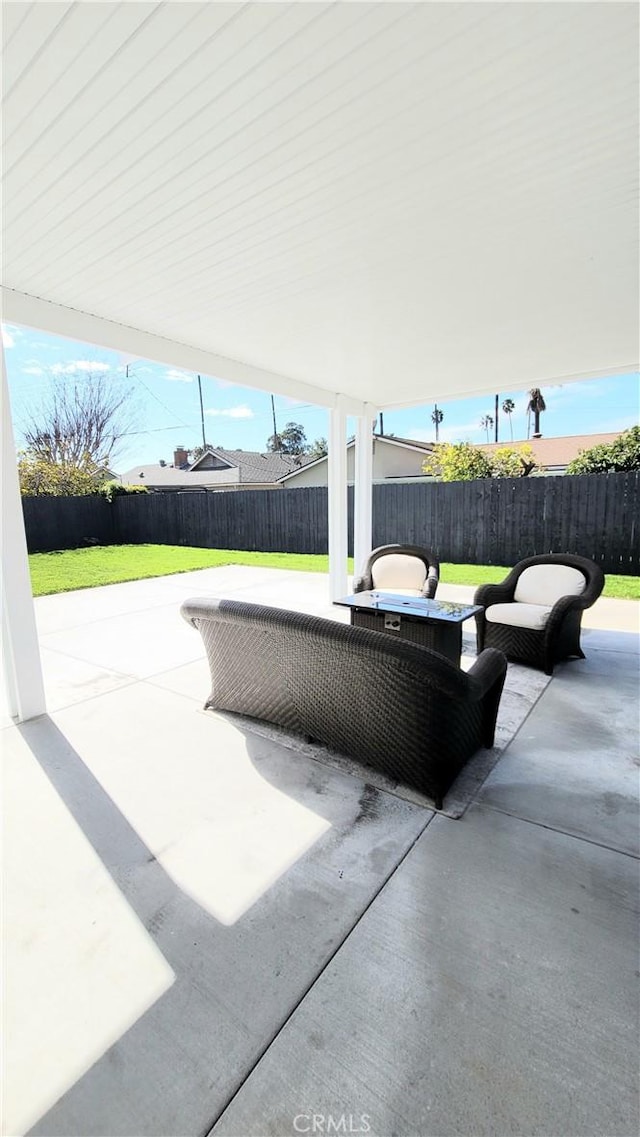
[372,554,426,592]
[514,564,586,606]
[486,602,552,630]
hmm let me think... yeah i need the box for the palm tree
[431,403,443,441]
[480,414,494,443]
[527,388,546,438]
[502,398,515,441]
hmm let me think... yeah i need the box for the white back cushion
[514,564,586,606]
[372,553,426,591]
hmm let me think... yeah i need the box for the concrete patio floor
[2,567,639,1137]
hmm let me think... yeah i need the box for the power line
[119,422,201,438]
[124,362,193,432]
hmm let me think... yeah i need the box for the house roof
[121,447,301,488]
[371,435,435,453]
[476,432,626,470]
[188,447,301,481]
[120,464,241,489]
[3,3,637,412]
[278,434,433,482]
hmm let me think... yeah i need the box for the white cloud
[439,421,483,443]
[23,366,44,376]
[164,369,193,383]
[205,404,254,419]
[2,327,15,348]
[544,379,608,405]
[406,427,434,443]
[277,395,304,408]
[409,420,504,445]
[51,360,110,375]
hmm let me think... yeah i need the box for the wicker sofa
[181,598,507,809]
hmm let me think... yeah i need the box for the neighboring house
[120,432,621,491]
[94,465,119,484]
[120,446,304,492]
[476,432,626,475]
[279,434,435,488]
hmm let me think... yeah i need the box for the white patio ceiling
[1,1,638,410]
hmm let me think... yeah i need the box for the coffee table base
[350,609,462,665]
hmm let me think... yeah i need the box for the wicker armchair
[474,554,605,675]
[354,543,440,599]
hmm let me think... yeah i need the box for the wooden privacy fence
[114,486,329,553]
[22,493,116,552]
[371,474,639,572]
[22,471,639,574]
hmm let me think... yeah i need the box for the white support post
[327,396,348,601]
[1,346,46,721]
[353,402,376,581]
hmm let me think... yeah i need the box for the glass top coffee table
[334,591,482,666]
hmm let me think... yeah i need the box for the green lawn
[28,543,639,600]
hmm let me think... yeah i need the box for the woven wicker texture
[181,598,507,807]
[354,544,440,599]
[349,608,460,663]
[474,553,605,675]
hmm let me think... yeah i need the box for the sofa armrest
[352,574,369,594]
[465,647,508,699]
[466,648,508,747]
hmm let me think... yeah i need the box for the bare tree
[21,373,136,470]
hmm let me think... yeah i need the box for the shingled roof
[120,447,306,490]
[476,432,626,471]
[193,448,303,483]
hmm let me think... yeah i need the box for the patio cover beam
[1,346,46,722]
[1,290,367,416]
[0,300,374,717]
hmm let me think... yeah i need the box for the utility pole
[379,412,384,436]
[494,393,499,442]
[197,375,207,450]
[270,394,280,448]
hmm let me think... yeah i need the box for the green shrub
[98,481,149,503]
[423,441,536,481]
[566,426,640,474]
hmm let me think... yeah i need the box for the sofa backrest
[182,597,472,699]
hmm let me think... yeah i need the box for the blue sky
[3,323,638,475]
